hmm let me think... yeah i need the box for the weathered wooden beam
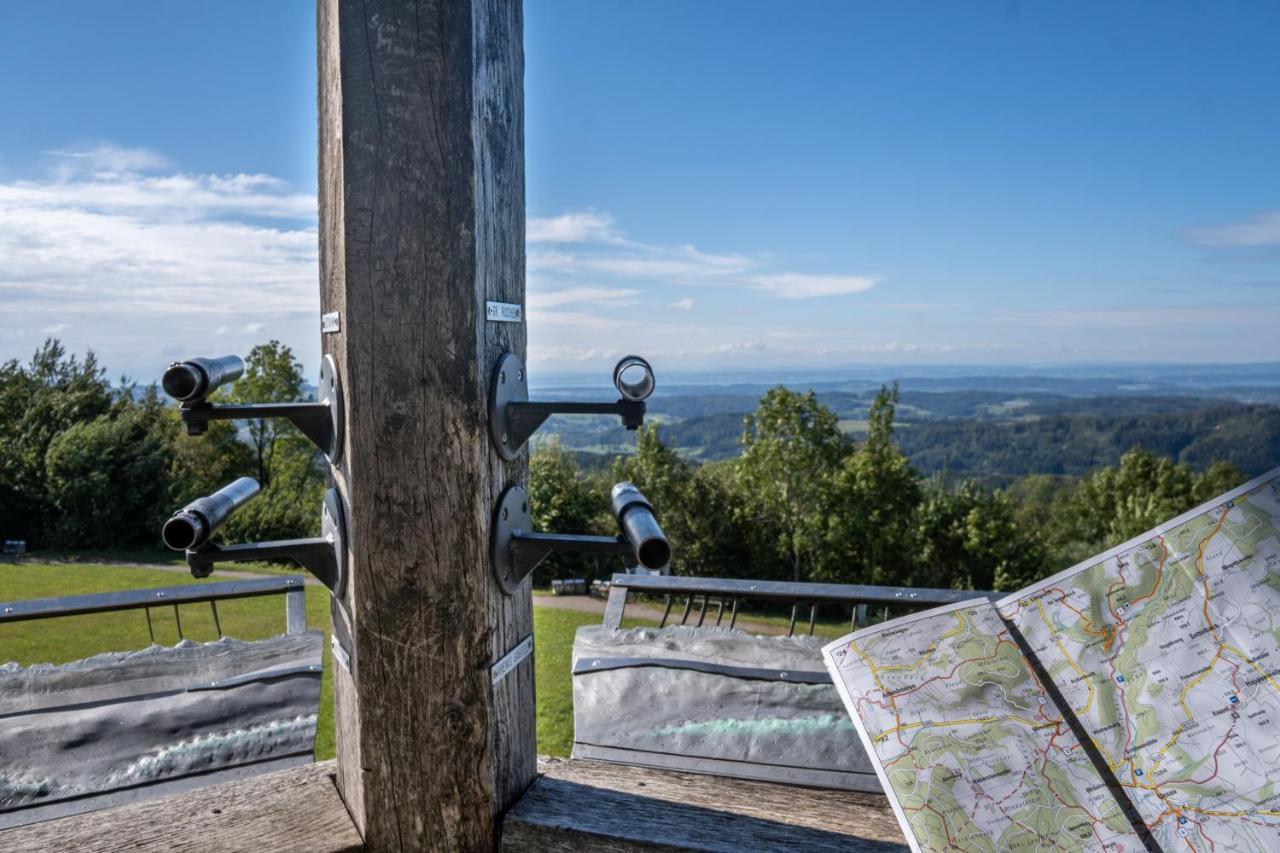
[501,758,908,852]
[1,761,361,853]
[318,0,532,848]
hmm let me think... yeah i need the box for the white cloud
[244,322,265,333]
[41,323,69,333]
[1184,211,1280,248]
[667,297,695,311]
[44,143,172,174]
[750,273,877,299]
[528,211,873,300]
[0,156,318,320]
[527,211,623,244]
[527,286,640,309]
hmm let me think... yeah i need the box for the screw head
[517,369,524,381]
[501,433,508,444]
[500,371,506,384]
[502,507,509,521]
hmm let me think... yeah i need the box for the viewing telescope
[162,356,244,402]
[162,352,344,463]
[161,479,348,596]
[490,481,671,593]
[611,482,672,570]
[489,353,656,459]
[161,477,259,551]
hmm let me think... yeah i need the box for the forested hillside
[541,393,1280,479]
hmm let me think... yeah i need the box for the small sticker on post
[486,301,523,323]
[321,312,341,334]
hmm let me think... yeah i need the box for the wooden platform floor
[0,761,361,853]
[503,756,907,852]
[2,757,906,852]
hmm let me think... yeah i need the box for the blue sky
[1,1,1278,382]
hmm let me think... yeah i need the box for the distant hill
[539,390,1280,481]
[894,404,1280,478]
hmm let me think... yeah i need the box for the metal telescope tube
[611,482,671,570]
[162,477,261,550]
[162,355,245,402]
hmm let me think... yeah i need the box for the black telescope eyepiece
[611,481,671,571]
[613,356,655,402]
[163,355,244,402]
[162,477,260,551]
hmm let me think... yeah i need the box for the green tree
[43,389,172,547]
[1055,448,1195,554]
[913,480,1046,591]
[529,440,609,582]
[1191,460,1245,505]
[735,388,849,582]
[0,340,113,545]
[825,385,921,585]
[226,340,310,487]
[612,425,755,578]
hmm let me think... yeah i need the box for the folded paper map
[824,466,1280,853]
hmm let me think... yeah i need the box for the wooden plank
[317,0,533,848]
[500,757,907,852]
[0,760,362,853]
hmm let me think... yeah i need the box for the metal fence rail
[0,575,309,636]
[602,573,998,633]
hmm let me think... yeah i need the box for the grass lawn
[1,562,650,760]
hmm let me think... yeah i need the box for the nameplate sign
[491,634,533,685]
[486,301,523,323]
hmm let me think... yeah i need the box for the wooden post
[317,0,532,849]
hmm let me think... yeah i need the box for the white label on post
[491,634,533,685]
[485,301,523,323]
[321,312,341,333]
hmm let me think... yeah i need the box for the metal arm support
[490,484,670,594]
[489,352,653,460]
[508,532,633,583]
[505,399,646,451]
[172,353,344,463]
[185,487,348,596]
[182,401,333,449]
[188,538,339,590]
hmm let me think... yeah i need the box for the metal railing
[602,573,998,634]
[0,575,309,638]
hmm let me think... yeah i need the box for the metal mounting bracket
[491,485,534,593]
[491,485,636,594]
[186,487,348,597]
[489,352,531,461]
[487,352,649,460]
[179,354,345,464]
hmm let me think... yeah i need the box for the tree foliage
[529,439,608,582]
[0,339,321,551]
[0,339,1255,592]
[735,388,849,582]
[226,340,310,487]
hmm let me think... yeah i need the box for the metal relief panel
[570,625,880,792]
[0,632,323,826]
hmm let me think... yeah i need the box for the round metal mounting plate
[488,352,528,461]
[319,354,345,465]
[491,485,532,594]
[321,486,348,598]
